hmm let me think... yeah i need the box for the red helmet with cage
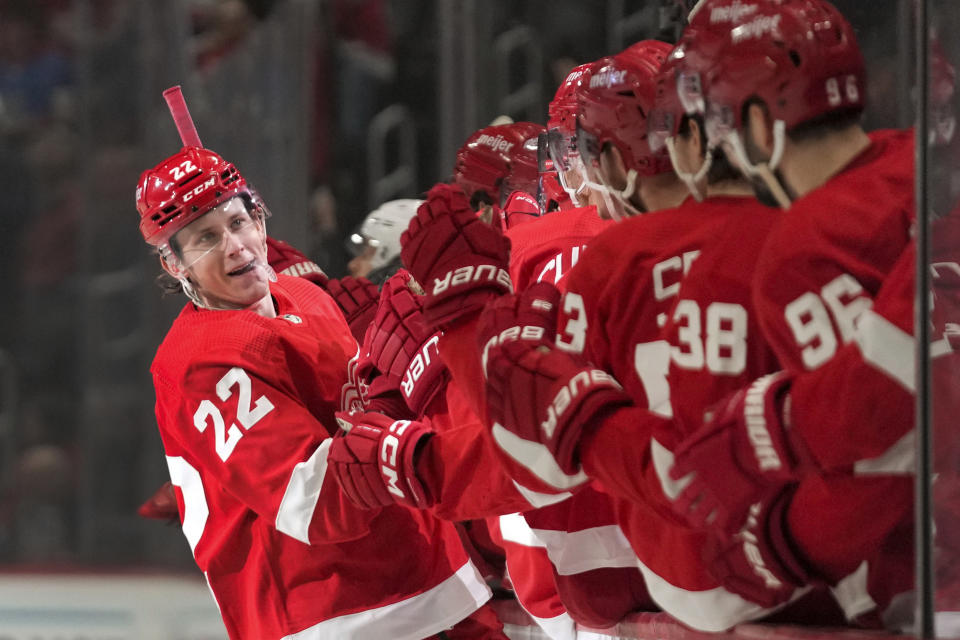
[548,63,594,135]
[136,146,251,248]
[695,0,866,137]
[453,121,546,209]
[576,40,674,177]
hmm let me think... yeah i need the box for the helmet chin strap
[599,169,643,219]
[665,136,712,202]
[723,120,791,209]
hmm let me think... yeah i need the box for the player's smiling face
[173,197,272,311]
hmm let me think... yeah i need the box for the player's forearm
[580,406,669,506]
[438,316,488,420]
[419,423,535,520]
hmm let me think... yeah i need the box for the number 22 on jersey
[193,367,275,461]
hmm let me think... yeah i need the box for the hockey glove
[668,372,813,536]
[477,282,562,378]
[400,183,513,330]
[266,236,329,287]
[704,486,815,609]
[326,276,380,342]
[328,411,435,509]
[137,481,179,524]
[485,341,631,493]
[358,270,449,417]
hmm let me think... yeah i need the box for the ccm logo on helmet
[402,335,440,398]
[541,369,621,439]
[476,134,514,153]
[381,420,413,499]
[182,176,217,204]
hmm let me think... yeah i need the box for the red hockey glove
[266,236,328,287]
[400,183,513,330]
[485,341,631,493]
[137,481,179,524]
[477,282,562,377]
[327,411,435,509]
[668,372,813,536]
[358,270,449,417]
[704,486,815,609]
[326,276,380,342]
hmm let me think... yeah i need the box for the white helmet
[347,198,423,276]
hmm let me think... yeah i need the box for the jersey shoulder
[152,275,351,387]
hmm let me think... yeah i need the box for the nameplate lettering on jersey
[541,369,621,439]
[653,250,700,301]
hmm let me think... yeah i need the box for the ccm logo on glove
[433,265,512,296]
[542,369,621,439]
[382,420,415,499]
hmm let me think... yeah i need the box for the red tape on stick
[163,85,203,148]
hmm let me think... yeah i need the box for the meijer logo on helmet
[476,134,514,153]
[731,14,782,43]
[710,2,758,24]
[589,69,627,89]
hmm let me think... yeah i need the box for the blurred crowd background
[0,0,939,575]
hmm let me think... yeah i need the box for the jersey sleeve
[154,341,375,546]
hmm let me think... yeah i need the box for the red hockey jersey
[661,199,783,434]
[505,205,612,291]
[753,129,915,373]
[571,196,804,631]
[152,275,490,640]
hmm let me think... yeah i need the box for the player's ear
[746,102,774,158]
[160,254,186,280]
[687,117,704,160]
[599,144,628,190]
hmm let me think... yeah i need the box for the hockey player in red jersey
[136,143,505,639]
[472,11,902,628]
[658,0,917,626]
[371,41,681,630]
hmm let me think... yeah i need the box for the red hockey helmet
[695,0,866,139]
[548,62,594,136]
[453,121,546,208]
[136,146,251,248]
[575,40,674,177]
